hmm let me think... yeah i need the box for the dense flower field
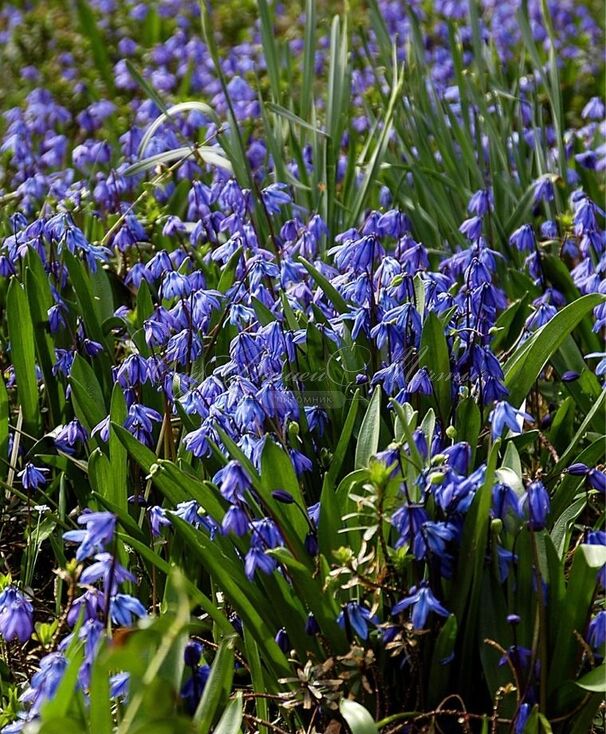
[0,0,604,732]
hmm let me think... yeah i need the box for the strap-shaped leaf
[504,294,605,407]
[6,279,40,436]
[355,386,382,469]
[339,699,378,734]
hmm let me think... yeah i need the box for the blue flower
[587,611,606,650]
[262,183,292,214]
[17,463,49,490]
[391,502,427,550]
[392,584,449,630]
[459,215,483,241]
[180,664,211,714]
[489,401,533,440]
[55,419,88,453]
[492,482,522,520]
[514,703,531,734]
[0,587,33,643]
[509,224,535,252]
[63,511,116,561]
[21,651,67,715]
[588,469,606,493]
[110,594,147,626]
[328,233,383,272]
[244,547,277,579]
[496,546,518,581]
[274,627,290,653]
[66,589,104,627]
[408,367,432,395]
[305,612,320,636]
[79,552,135,594]
[518,480,550,531]
[110,672,129,699]
[582,97,605,120]
[378,209,411,238]
[221,505,249,537]
[467,189,493,216]
[214,460,252,503]
[184,640,203,667]
[337,602,377,640]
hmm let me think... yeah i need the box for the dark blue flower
[184,640,203,668]
[587,611,606,651]
[519,481,550,531]
[489,401,533,440]
[392,584,449,630]
[588,469,606,493]
[337,602,377,641]
[408,367,432,395]
[274,627,290,653]
[305,612,320,636]
[180,664,210,714]
[214,461,252,503]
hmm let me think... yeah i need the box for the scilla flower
[489,401,533,440]
[392,583,449,630]
[0,586,33,643]
[17,463,49,490]
[518,480,550,531]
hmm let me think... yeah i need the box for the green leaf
[420,311,451,425]
[355,387,382,469]
[327,390,360,484]
[25,252,64,424]
[217,247,243,293]
[63,251,111,389]
[298,257,349,314]
[548,389,606,479]
[89,650,112,734]
[575,664,606,693]
[270,547,347,652]
[169,517,290,679]
[138,102,217,157]
[339,699,378,734]
[40,638,84,719]
[193,636,237,731]
[118,531,233,637]
[0,376,9,479]
[213,693,244,734]
[550,438,605,519]
[6,278,40,436]
[89,449,112,500]
[259,439,308,545]
[256,0,281,101]
[549,544,606,697]
[491,294,530,353]
[550,496,586,558]
[428,614,457,705]
[242,628,271,730]
[125,146,232,177]
[69,354,107,432]
[109,385,128,512]
[503,294,605,407]
[452,439,500,696]
[74,0,114,91]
